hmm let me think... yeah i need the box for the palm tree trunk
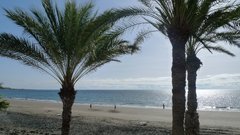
[58,84,76,135]
[185,55,201,135]
[170,35,187,135]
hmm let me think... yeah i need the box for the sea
[0,89,240,112]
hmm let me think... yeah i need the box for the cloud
[4,73,239,90]
[76,73,240,90]
[76,77,171,90]
[197,73,240,90]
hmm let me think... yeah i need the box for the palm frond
[0,33,63,83]
[202,45,235,56]
[1,0,144,86]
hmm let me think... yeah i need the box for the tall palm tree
[111,0,240,134]
[0,0,140,134]
[185,34,239,135]
[184,9,240,133]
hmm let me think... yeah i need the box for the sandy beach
[0,99,240,135]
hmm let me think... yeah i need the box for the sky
[0,0,240,90]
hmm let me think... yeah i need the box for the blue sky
[0,0,240,90]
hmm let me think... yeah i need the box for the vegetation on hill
[0,83,3,89]
[0,83,12,89]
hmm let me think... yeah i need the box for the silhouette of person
[163,104,165,109]
[114,105,116,110]
[90,104,92,109]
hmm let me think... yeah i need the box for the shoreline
[6,99,240,128]
[5,97,240,112]
[0,99,240,134]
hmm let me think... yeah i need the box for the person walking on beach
[90,104,92,109]
[114,105,116,110]
[163,104,165,109]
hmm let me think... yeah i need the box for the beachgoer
[163,104,165,109]
[114,105,116,110]
[90,104,92,109]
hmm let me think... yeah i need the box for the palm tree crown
[0,0,137,86]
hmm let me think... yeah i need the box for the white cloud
[76,77,171,90]
[3,73,239,90]
[76,73,240,90]
[197,73,240,90]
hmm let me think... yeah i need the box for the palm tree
[0,0,140,134]
[184,9,240,133]
[185,35,239,135]
[111,0,240,134]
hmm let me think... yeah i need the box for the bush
[0,96,9,111]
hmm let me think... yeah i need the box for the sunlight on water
[197,89,240,111]
[0,89,240,112]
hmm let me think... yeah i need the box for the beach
[0,99,240,135]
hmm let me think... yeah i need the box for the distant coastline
[0,85,13,90]
[0,83,17,90]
